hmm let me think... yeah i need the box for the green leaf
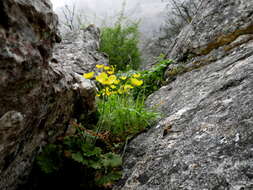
[36,144,62,174]
[102,153,122,168]
[71,152,83,163]
[83,147,102,157]
[89,160,103,169]
[96,171,122,185]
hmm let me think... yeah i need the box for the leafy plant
[128,54,172,98]
[37,126,123,189]
[100,22,141,71]
[83,64,160,141]
[36,60,163,189]
[99,0,141,71]
[36,144,63,174]
[64,134,123,185]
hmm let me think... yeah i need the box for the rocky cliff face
[116,0,253,189]
[0,1,102,189]
[53,25,108,74]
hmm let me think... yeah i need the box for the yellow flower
[104,66,110,70]
[103,75,116,85]
[124,84,134,91]
[130,78,143,86]
[96,73,117,85]
[107,70,114,75]
[108,75,117,83]
[107,66,115,74]
[96,64,104,69]
[105,87,112,96]
[96,72,108,84]
[120,76,127,80]
[114,79,120,85]
[99,72,108,78]
[132,73,141,78]
[110,85,116,89]
[83,72,95,79]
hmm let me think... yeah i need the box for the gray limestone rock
[0,0,99,189]
[115,0,253,189]
[53,25,108,74]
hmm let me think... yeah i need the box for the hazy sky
[51,0,167,38]
[52,0,129,10]
[51,0,71,9]
[51,0,164,9]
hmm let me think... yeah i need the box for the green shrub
[126,54,172,98]
[100,22,141,71]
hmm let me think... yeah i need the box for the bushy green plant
[129,54,172,98]
[84,64,160,141]
[100,22,141,71]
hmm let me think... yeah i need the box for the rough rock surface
[116,0,253,189]
[53,25,108,74]
[0,0,99,189]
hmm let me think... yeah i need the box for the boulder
[0,0,99,189]
[116,0,253,189]
[53,25,108,74]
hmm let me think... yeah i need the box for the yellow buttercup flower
[107,70,114,75]
[132,73,141,78]
[120,76,127,80]
[103,75,116,85]
[105,87,112,96]
[110,85,116,89]
[104,66,110,70]
[96,73,117,85]
[96,64,104,69]
[130,78,143,86]
[109,75,117,82]
[96,72,108,84]
[124,84,134,91]
[83,72,95,79]
[107,66,115,74]
[114,79,120,85]
[99,72,108,78]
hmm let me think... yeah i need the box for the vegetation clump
[91,64,159,140]
[100,22,141,71]
[122,54,172,98]
[36,63,161,189]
